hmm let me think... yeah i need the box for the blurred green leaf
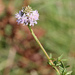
[60,61,65,68]
[66,71,72,75]
[58,54,63,61]
[49,53,52,59]
[65,65,70,68]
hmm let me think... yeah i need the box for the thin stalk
[28,25,60,75]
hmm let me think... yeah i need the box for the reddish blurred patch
[0,0,5,15]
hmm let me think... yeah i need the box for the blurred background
[0,0,75,75]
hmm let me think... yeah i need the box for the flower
[15,6,39,26]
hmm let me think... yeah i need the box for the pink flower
[15,6,39,26]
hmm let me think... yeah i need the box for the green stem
[28,25,60,75]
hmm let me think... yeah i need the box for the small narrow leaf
[58,54,63,61]
[49,53,52,59]
[60,61,64,68]
[66,71,72,75]
[61,59,67,61]
[53,61,57,66]
[59,66,63,72]
[56,63,61,66]
[65,65,70,68]
[48,62,52,65]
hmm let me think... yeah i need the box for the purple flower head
[15,6,39,26]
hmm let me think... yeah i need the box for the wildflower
[15,6,39,26]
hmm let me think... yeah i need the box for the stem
[28,25,60,75]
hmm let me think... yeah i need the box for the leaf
[66,71,72,75]
[60,61,65,68]
[56,63,61,66]
[61,59,67,61]
[53,60,57,66]
[65,65,70,68]
[58,54,63,61]
[49,53,52,59]
[59,66,63,72]
[50,58,54,60]
[47,61,51,65]
[62,68,67,75]
[48,62,54,66]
